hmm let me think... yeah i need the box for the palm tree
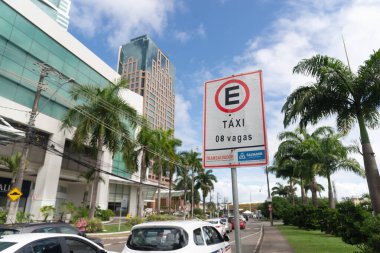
[61,79,138,218]
[180,150,202,218]
[175,163,191,215]
[150,129,178,214]
[0,152,22,209]
[79,169,105,207]
[271,182,288,197]
[282,50,380,213]
[195,169,217,215]
[310,129,364,208]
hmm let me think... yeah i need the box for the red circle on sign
[214,79,250,113]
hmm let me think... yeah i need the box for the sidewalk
[258,225,295,253]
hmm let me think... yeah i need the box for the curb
[253,225,264,253]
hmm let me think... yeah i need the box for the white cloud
[174,31,190,43]
[174,94,201,151]
[70,0,175,48]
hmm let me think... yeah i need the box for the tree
[79,169,105,207]
[282,50,380,213]
[271,182,288,197]
[0,152,22,209]
[180,150,202,218]
[61,79,138,218]
[195,169,217,214]
[310,129,364,208]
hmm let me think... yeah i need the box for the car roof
[0,222,72,229]
[132,220,213,231]
[205,218,222,221]
[0,233,83,243]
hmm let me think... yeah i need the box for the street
[101,219,264,253]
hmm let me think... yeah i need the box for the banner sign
[203,70,268,168]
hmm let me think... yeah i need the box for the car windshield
[0,242,16,251]
[127,227,188,251]
[0,229,19,236]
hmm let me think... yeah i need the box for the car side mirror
[223,234,230,242]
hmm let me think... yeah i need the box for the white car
[205,218,226,235]
[0,233,118,253]
[219,218,232,233]
[122,220,231,253]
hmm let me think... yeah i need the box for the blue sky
[68,0,380,204]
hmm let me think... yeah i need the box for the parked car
[205,218,226,235]
[0,233,118,253]
[219,218,232,233]
[0,222,103,247]
[122,220,231,253]
[229,217,246,230]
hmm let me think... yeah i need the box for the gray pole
[231,167,242,253]
[265,166,273,226]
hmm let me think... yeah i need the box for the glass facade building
[118,35,175,130]
[0,0,146,218]
[31,0,71,29]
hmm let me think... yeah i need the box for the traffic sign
[203,70,268,168]
[7,188,23,201]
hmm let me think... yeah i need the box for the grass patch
[277,225,357,253]
[101,223,133,233]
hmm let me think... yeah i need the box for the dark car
[0,222,103,247]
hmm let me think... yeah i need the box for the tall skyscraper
[31,0,71,29]
[118,35,175,130]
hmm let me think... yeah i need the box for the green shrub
[126,216,144,227]
[40,205,56,221]
[355,214,380,253]
[193,208,203,216]
[95,207,114,221]
[16,211,33,223]
[336,201,370,245]
[146,214,176,221]
[72,207,89,223]
[0,208,7,224]
[319,207,340,235]
[86,218,103,233]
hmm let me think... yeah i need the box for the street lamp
[265,166,273,226]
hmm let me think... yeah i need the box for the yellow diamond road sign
[7,188,23,201]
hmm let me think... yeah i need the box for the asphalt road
[101,219,263,253]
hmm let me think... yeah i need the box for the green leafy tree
[195,169,217,215]
[0,152,22,209]
[61,79,138,218]
[282,50,380,213]
[271,182,289,198]
[79,169,105,207]
[180,150,202,218]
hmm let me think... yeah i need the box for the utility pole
[250,192,252,213]
[6,64,50,224]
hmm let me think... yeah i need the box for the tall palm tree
[0,152,22,209]
[79,169,105,207]
[310,129,364,208]
[151,129,177,214]
[195,169,217,215]
[271,182,287,197]
[61,79,138,218]
[180,150,202,218]
[282,50,380,213]
[175,165,191,214]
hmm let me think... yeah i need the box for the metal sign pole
[231,167,242,253]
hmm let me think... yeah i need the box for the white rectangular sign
[203,70,268,168]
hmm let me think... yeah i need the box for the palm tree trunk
[203,194,206,215]
[137,151,146,217]
[89,139,104,219]
[311,177,318,207]
[358,114,380,214]
[327,173,335,209]
[290,178,295,206]
[300,177,306,204]
[6,145,29,223]
[168,169,173,214]
[157,164,162,214]
[191,167,195,218]
[82,184,89,207]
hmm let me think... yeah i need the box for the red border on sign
[214,79,250,113]
[203,70,268,168]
